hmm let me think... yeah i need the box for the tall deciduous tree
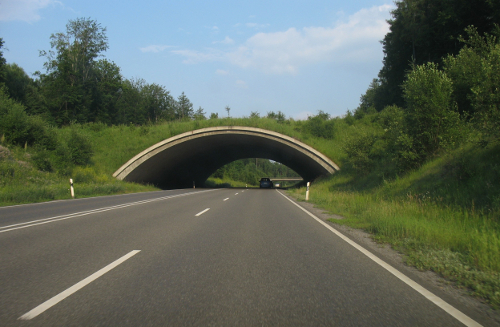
[142,83,175,123]
[91,59,122,124]
[4,63,31,104]
[39,17,109,125]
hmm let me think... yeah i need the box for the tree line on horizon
[0,18,208,128]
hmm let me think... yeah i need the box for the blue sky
[1,0,394,119]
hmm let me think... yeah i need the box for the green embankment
[289,142,500,308]
[0,118,339,205]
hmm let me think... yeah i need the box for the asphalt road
[0,188,492,326]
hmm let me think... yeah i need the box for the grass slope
[289,141,500,308]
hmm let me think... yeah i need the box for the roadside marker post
[306,182,310,201]
[70,179,75,199]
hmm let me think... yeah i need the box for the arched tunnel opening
[113,126,339,189]
[209,158,302,188]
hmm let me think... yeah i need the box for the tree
[402,62,461,158]
[444,26,500,142]
[209,112,219,119]
[266,111,285,122]
[225,105,231,118]
[4,63,32,104]
[250,111,260,118]
[194,106,206,120]
[116,78,147,125]
[375,0,498,109]
[91,59,122,124]
[355,79,383,118]
[302,111,335,139]
[142,83,174,123]
[43,17,108,83]
[0,38,6,86]
[39,17,109,125]
[176,92,193,120]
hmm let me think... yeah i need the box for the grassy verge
[0,152,158,206]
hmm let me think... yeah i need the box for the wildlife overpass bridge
[113,126,339,189]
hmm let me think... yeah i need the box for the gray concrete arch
[113,126,340,189]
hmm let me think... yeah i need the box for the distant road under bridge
[269,178,303,181]
[113,126,339,189]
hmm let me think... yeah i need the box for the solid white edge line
[276,190,482,327]
[195,208,210,216]
[1,189,219,233]
[18,250,141,320]
[223,198,229,201]
[0,189,170,210]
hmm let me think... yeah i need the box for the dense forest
[361,0,500,110]
[347,0,500,176]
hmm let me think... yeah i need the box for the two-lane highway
[0,189,491,326]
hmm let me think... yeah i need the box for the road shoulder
[283,191,500,327]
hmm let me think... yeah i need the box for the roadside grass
[288,150,500,308]
[0,150,158,206]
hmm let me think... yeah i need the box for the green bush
[343,132,380,174]
[0,88,30,145]
[444,27,500,144]
[403,62,462,160]
[302,111,335,139]
[31,148,53,172]
[0,88,57,149]
[67,129,93,166]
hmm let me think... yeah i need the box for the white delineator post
[305,182,310,201]
[70,179,75,199]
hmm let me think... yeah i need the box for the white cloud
[246,22,270,29]
[0,0,60,22]
[216,69,229,75]
[173,4,393,74]
[213,36,234,45]
[171,49,224,64]
[140,45,173,53]
[236,80,248,88]
[229,4,393,74]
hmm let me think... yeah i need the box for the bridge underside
[113,127,339,189]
